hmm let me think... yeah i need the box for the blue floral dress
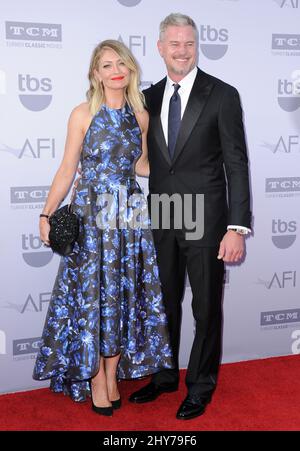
[33,103,173,402]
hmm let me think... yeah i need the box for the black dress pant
[151,228,224,399]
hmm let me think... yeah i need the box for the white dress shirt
[161,66,197,145]
[160,66,251,235]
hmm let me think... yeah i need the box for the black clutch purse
[49,204,79,256]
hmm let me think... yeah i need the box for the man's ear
[157,39,163,57]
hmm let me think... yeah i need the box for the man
[129,13,251,420]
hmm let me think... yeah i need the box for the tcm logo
[274,0,299,8]
[261,308,300,326]
[13,337,42,356]
[291,330,300,354]
[22,233,53,267]
[272,34,300,51]
[277,78,300,112]
[272,219,297,249]
[0,330,6,355]
[261,135,299,154]
[118,35,146,56]
[117,0,142,6]
[266,177,300,194]
[11,186,50,204]
[1,139,55,159]
[199,25,229,60]
[18,74,52,111]
[6,21,62,42]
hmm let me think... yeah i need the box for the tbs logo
[22,234,53,267]
[277,78,300,112]
[272,219,297,249]
[18,74,52,111]
[199,25,229,60]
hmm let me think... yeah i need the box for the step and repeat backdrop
[0,0,299,394]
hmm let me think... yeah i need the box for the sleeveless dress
[33,103,173,402]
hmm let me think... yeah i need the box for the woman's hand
[39,218,51,246]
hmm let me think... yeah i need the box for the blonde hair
[86,39,145,115]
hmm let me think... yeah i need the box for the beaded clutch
[49,204,79,256]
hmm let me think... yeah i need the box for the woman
[33,40,173,416]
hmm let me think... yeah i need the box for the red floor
[0,355,299,431]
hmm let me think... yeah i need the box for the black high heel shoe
[111,398,122,410]
[89,381,113,416]
[92,401,113,416]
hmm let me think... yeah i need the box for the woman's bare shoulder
[70,102,90,118]
[68,102,92,130]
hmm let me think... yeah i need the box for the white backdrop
[1,0,300,395]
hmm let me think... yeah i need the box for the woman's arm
[39,104,88,244]
[135,109,150,178]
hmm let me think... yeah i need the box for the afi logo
[18,138,55,159]
[21,293,51,313]
[276,0,299,8]
[268,271,296,288]
[118,35,146,56]
[261,135,299,154]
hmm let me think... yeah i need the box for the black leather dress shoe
[129,382,178,403]
[176,395,211,420]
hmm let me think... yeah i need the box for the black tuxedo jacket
[143,68,251,247]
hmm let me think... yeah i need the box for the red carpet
[0,355,299,431]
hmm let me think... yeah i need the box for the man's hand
[217,230,245,263]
